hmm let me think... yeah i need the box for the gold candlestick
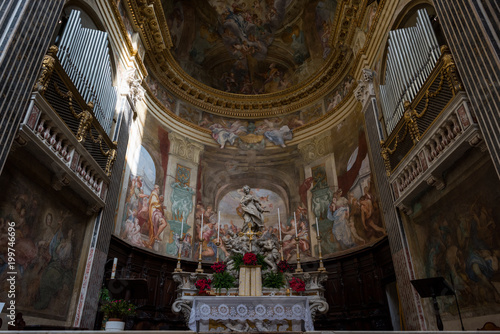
[196,236,204,273]
[294,237,303,273]
[279,240,284,261]
[216,240,221,262]
[316,235,326,272]
[174,235,185,272]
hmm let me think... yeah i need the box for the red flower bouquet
[242,252,258,266]
[211,261,226,273]
[277,260,292,273]
[195,278,212,295]
[289,277,306,292]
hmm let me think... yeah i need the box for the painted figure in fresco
[35,228,74,310]
[299,176,313,207]
[347,192,366,245]
[123,217,143,247]
[360,186,385,239]
[240,185,265,233]
[143,185,169,249]
[327,188,356,249]
[201,221,217,258]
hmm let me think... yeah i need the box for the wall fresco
[0,167,88,321]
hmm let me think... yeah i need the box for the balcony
[14,46,117,213]
[379,47,484,212]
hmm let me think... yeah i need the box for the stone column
[354,69,426,330]
[0,1,64,175]
[432,0,500,179]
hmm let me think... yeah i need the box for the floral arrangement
[243,252,258,266]
[100,299,136,320]
[277,260,292,273]
[195,278,212,295]
[289,277,306,292]
[210,261,235,293]
[211,261,226,273]
[231,253,267,271]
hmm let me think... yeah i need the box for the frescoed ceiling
[126,0,375,118]
[162,0,338,95]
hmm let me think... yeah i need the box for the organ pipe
[57,9,117,134]
[380,9,441,133]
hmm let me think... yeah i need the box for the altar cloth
[188,296,314,332]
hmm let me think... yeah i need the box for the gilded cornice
[129,0,364,119]
[107,0,147,76]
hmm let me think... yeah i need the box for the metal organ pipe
[380,8,441,133]
[56,9,116,134]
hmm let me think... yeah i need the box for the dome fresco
[163,0,338,95]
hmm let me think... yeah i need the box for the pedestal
[239,265,262,296]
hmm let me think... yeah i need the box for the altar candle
[278,208,282,241]
[180,219,184,239]
[217,211,220,241]
[111,257,117,279]
[315,217,320,237]
[294,212,298,237]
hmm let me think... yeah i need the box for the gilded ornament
[34,45,58,93]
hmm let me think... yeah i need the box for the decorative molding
[354,68,375,107]
[168,132,205,164]
[126,68,145,106]
[297,133,333,164]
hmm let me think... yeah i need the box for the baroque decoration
[172,186,329,330]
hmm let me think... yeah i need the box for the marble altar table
[188,296,314,332]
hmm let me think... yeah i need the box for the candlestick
[216,240,221,262]
[293,212,298,238]
[174,233,185,272]
[316,234,326,272]
[111,257,117,279]
[315,217,320,237]
[295,237,303,273]
[196,215,204,273]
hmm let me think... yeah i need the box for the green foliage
[263,271,285,289]
[212,271,235,293]
[100,299,136,320]
[231,253,243,271]
[100,287,111,303]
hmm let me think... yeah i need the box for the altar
[188,296,314,332]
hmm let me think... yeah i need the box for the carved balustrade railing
[379,47,484,212]
[14,46,117,211]
[33,45,117,177]
[380,46,464,176]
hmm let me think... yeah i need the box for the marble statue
[240,185,265,233]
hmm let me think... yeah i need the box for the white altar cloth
[188,296,314,332]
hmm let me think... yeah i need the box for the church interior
[1,0,500,331]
